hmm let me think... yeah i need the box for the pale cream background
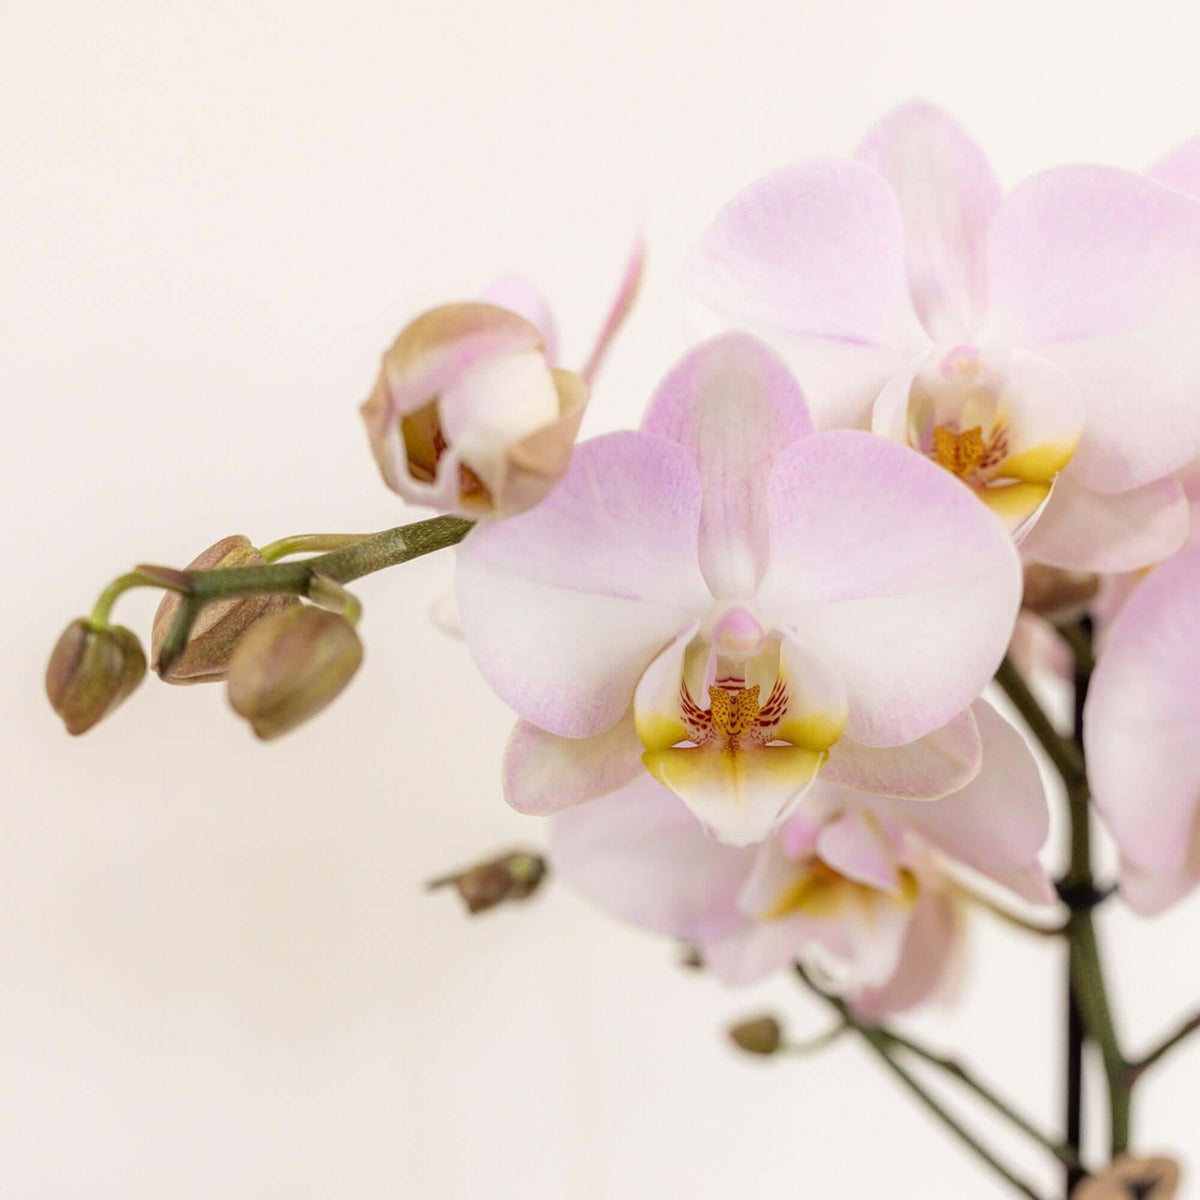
[4,1,1200,1196]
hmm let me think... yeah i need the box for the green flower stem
[795,968,1045,1199]
[144,514,472,671]
[782,1022,848,1057]
[90,568,190,627]
[998,634,1133,1168]
[993,656,1086,793]
[878,1027,1083,1172]
[258,533,370,562]
[1131,1010,1200,1079]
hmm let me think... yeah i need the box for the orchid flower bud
[46,619,147,735]
[727,1015,783,1057]
[428,850,548,915]
[1072,1156,1180,1200]
[360,303,588,519]
[151,535,298,684]
[226,606,363,740]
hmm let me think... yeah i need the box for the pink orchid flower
[457,333,1022,845]
[361,243,642,519]
[1084,544,1200,915]
[552,700,1052,1014]
[684,102,1200,572]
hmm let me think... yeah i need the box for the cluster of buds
[47,536,364,742]
[428,850,548,915]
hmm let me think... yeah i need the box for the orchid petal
[503,711,644,816]
[456,431,710,737]
[549,778,755,941]
[641,334,814,598]
[642,742,826,848]
[817,811,902,893]
[820,707,982,801]
[853,887,963,1019]
[1149,133,1200,196]
[479,275,560,365]
[759,431,1022,746]
[856,101,1001,342]
[866,701,1054,903]
[1085,546,1200,883]
[683,159,927,429]
[984,166,1200,492]
[580,234,645,385]
[1021,471,1189,573]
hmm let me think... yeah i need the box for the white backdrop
[4,1,1200,1195]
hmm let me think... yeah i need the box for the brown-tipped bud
[429,851,548,915]
[727,1015,783,1056]
[46,619,146,735]
[226,606,362,740]
[1022,563,1100,622]
[151,536,298,684]
[1072,1156,1180,1200]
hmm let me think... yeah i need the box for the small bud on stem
[46,620,146,735]
[226,606,363,740]
[428,850,548,915]
[151,536,298,684]
[727,1015,783,1056]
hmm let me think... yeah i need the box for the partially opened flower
[685,102,1200,570]
[552,700,1052,1014]
[1084,544,1200,914]
[361,243,642,519]
[459,333,1022,845]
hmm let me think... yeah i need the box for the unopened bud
[1072,1155,1180,1200]
[429,850,548,915]
[727,1015,783,1056]
[226,606,362,740]
[1022,563,1099,622]
[360,302,588,519]
[46,619,146,735]
[151,536,298,684]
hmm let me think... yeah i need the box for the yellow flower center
[708,684,760,737]
[932,424,986,478]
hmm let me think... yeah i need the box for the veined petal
[456,431,710,737]
[683,158,927,429]
[856,102,1002,342]
[641,334,814,598]
[816,811,902,893]
[633,622,706,752]
[984,166,1200,492]
[1021,471,1189,573]
[1085,545,1200,881]
[866,700,1053,904]
[642,742,825,847]
[758,431,1022,746]
[503,711,644,815]
[549,778,755,941]
[820,707,982,801]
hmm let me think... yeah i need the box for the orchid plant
[47,104,1200,1199]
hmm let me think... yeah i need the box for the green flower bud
[727,1015,783,1057]
[151,536,298,684]
[226,605,362,740]
[46,619,147,735]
